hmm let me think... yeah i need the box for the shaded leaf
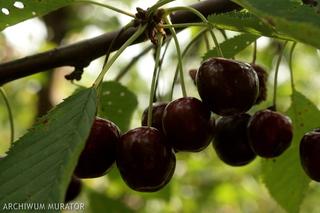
[98,81,138,132]
[232,0,320,49]
[0,88,97,211]
[208,11,275,37]
[262,91,319,213]
[0,0,74,31]
[203,33,259,60]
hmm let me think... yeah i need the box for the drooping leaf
[232,0,320,49]
[262,91,319,213]
[203,33,259,60]
[0,88,97,211]
[0,0,75,31]
[208,11,275,37]
[98,81,138,132]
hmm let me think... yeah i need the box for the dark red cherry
[74,117,120,178]
[300,129,320,181]
[162,97,214,152]
[196,57,259,116]
[247,109,293,158]
[65,176,82,203]
[141,102,168,133]
[116,127,175,192]
[213,113,256,166]
[251,64,268,104]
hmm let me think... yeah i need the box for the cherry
[141,102,168,133]
[302,0,318,6]
[74,117,120,178]
[213,113,256,166]
[65,176,82,203]
[196,57,259,116]
[300,129,320,181]
[251,64,268,104]
[247,109,293,158]
[116,127,175,192]
[162,97,214,152]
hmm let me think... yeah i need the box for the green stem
[161,23,208,28]
[93,25,147,88]
[147,34,163,127]
[149,0,175,13]
[166,6,223,57]
[169,29,207,100]
[76,0,135,18]
[273,41,288,110]
[0,87,14,144]
[164,16,187,97]
[154,38,172,100]
[252,41,257,64]
[289,42,297,92]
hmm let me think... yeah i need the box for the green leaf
[98,81,138,132]
[208,11,275,37]
[203,33,259,60]
[261,91,320,213]
[88,190,134,213]
[0,88,97,211]
[232,0,320,49]
[0,0,75,31]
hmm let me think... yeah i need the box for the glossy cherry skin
[141,102,168,133]
[213,113,256,166]
[247,109,293,158]
[116,127,176,192]
[162,97,214,152]
[74,117,120,178]
[251,64,268,104]
[300,129,320,181]
[65,176,82,203]
[196,57,259,116]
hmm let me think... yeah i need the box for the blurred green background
[1,0,320,212]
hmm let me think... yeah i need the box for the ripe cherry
[300,129,320,181]
[141,102,168,133]
[247,109,293,158]
[213,113,256,166]
[162,97,214,152]
[251,64,268,104]
[74,117,120,178]
[196,57,259,116]
[116,127,176,192]
[65,176,82,203]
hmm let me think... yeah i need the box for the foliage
[0,0,320,212]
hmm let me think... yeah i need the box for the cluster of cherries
[65,57,320,202]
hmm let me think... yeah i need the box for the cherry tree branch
[0,0,240,85]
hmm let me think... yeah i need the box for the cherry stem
[289,42,297,93]
[149,0,175,13]
[164,16,187,97]
[76,0,135,18]
[273,41,288,110]
[161,23,208,28]
[169,29,207,100]
[154,39,172,100]
[93,24,146,88]
[0,87,14,144]
[166,6,223,57]
[147,34,163,127]
[252,41,257,64]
